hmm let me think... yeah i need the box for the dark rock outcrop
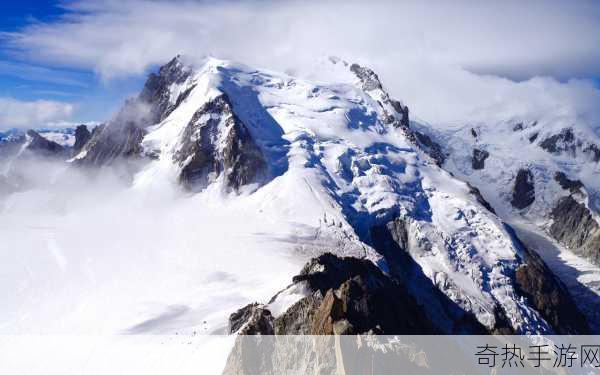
[77,56,191,166]
[349,63,383,92]
[138,55,192,124]
[73,125,91,155]
[554,171,583,193]
[24,130,65,157]
[511,168,535,209]
[414,131,445,166]
[349,63,409,129]
[370,218,499,334]
[539,128,576,155]
[229,303,274,335]
[471,148,489,170]
[538,127,600,162]
[528,132,539,143]
[174,94,267,191]
[583,143,600,162]
[549,196,600,266]
[232,253,440,336]
[350,63,448,166]
[75,121,145,166]
[506,225,591,334]
[467,182,496,214]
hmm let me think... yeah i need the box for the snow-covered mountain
[414,102,600,331]
[1,56,595,340]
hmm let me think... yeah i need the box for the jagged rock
[138,55,192,124]
[73,125,91,155]
[528,132,539,143]
[349,63,409,129]
[174,94,267,191]
[508,225,591,334]
[349,64,383,92]
[554,171,583,193]
[467,182,496,214]
[24,130,65,156]
[511,168,535,209]
[414,131,445,166]
[470,128,477,138]
[538,127,600,162]
[350,63,448,166]
[237,253,440,336]
[229,303,274,335]
[76,121,145,166]
[513,122,524,131]
[539,128,576,154]
[549,196,600,266]
[471,148,489,170]
[77,56,191,166]
[583,143,600,162]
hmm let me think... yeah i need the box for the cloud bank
[2,0,600,126]
[0,97,74,129]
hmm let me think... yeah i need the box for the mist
[0,156,305,334]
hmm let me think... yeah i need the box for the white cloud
[4,0,600,79]
[2,0,600,126]
[0,97,75,129]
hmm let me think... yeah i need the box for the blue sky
[0,1,147,128]
[1,0,599,130]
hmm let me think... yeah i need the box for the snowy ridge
[413,109,600,330]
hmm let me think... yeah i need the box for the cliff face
[229,253,462,336]
[549,196,600,266]
[511,168,535,209]
[75,56,191,167]
[173,94,266,191]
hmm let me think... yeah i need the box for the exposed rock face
[528,132,539,143]
[371,215,589,334]
[349,63,409,129]
[229,303,274,335]
[549,196,600,266]
[76,121,145,166]
[138,55,192,124]
[471,148,489,170]
[539,127,600,161]
[231,253,441,335]
[584,143,600,162]
[414,131,446,166]
[77,56,191,166]
[370,218,500,334]
[539,128,576,155]
[511,168,535,209]
[467,182,496,214]
[24,130,65,157]
[349,63,384,92]
[508,226,591,334]
[349,64,446,166]
[554,171,583,193]
[173,94,267,191]
[73,125,91,155]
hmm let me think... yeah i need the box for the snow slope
[413,104,600,330]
